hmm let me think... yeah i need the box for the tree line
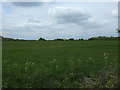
[39,36,119,41]
[1,36,119,41]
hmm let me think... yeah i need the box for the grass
[2,40,118,88]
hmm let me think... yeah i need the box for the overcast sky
[2,2,118,40]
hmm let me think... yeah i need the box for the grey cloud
[49,7,105,28]
[28,19,41,23]
[56,11,90,25]
[11,2,42,7]
[49,7,90,25]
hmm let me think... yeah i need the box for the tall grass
[2,41,118,88]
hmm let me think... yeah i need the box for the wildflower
[26,61,35,65]
[56,66,58,68]
[26,84,29,86]
[104,53,109,59]
[25,67,28,71]
[104,56,108,60]
[70,72,74,76]
[32,63,35,65]
[88,57,92,60]
[104,52,109,56]
[84,77,93,84]
[26,62,28,65]
[104,53,106,56]
[103,52,109,64]
[51,59,57,63]
[53,59,56,62]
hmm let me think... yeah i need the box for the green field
[2,41,118,88]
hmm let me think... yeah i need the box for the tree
[78,39,84,41]
[68,38,74,41]
[117,29,120,33]
[54,38,64,41]
[116,29,120,37]
[38,37,46,41]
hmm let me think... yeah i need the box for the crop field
[2,41,118,88]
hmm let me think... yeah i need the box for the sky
[1,2,118,40]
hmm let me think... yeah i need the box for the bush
[38,38,46,41]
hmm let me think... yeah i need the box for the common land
[2,40,118,88]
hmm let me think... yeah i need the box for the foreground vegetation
[2,40,118,88]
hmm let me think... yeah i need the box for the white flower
[26,62,35,65]
[104,56,108,60]
[88,57,93,60]
[53,59,56,61]
[51,59,57,63]
[104,52,109,60]
[104,52,109,56]
[26,62,28,65]
[32,63,35,65]
[104,53,105,56]
[56,66,58,68]
[25,67,28,71]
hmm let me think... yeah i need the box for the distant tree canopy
[1,36,25,41]
[117,29,120,33]
[1,36,119,41]
[68,38,74,41]
[117,29,120,37]
[118,30,120,33]
[53,38,84,41]
[78,39,84,41]
[38,37,46,41]
[88,36,118,40]
[54,38,64,41]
